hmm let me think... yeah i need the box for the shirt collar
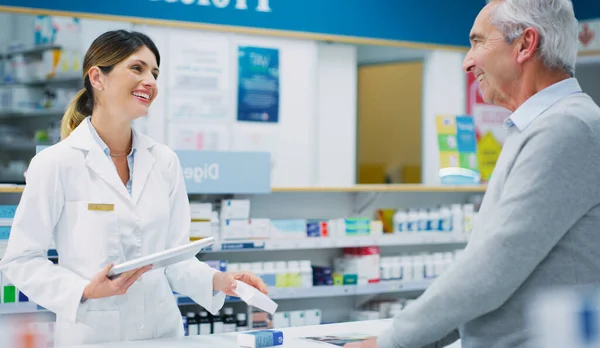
[505,78,582,131]
[86,116,136,157]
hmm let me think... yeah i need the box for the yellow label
[477,132,502,181]
[436,115,457,135]
[88,203,114,212]
[276,273,288,288]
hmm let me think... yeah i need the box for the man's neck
[506,68,571,112]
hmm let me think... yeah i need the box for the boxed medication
[220,199,250,220]
[270,219,306,239]
[237,330,283,348]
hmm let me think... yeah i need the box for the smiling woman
[60,30,161,141]
[0,29,268,347]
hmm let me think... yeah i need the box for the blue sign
[237,46,279,123]
[0,0,489,47]
[0,226,10,240]
[175,150,271,194]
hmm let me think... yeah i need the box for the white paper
[231,125,277,172]
[167,31,231,121]
[168,124,230,151]
[233,280,278,315]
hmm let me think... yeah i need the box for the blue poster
[237,46,279,123]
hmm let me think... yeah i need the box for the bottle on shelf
[236,312,249,332]
[211,310,224,334]
[300,260,313,288]
[223,307,237,333]
[199,311,211,335]
[186,312,199,336]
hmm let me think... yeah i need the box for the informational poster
[436,115,478,173]
[168,124,230,151]
[231,125,278,172]
[167,32,231,121]
[237,46,280,123]
[467,73,510,182]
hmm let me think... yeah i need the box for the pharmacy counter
[63,319,393,348]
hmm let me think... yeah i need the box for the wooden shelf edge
[271,184,487,193]
[0,186,25,193]
[0,184,487,194]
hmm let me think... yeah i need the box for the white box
[303,309,322,326]
[221,219,250,240]
[249,219,271,239]
[272,312,290,328]
[190,203,213,220]
[220,199,250,220]
[289,311,305,327]
[190,221,212,239]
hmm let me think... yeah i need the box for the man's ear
[516,27,540,64]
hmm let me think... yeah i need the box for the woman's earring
[99,87,103,91]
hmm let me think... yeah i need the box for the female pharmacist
[0,30,267,347]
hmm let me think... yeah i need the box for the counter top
[64,320,392,348]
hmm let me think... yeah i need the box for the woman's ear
[88,66,104,91]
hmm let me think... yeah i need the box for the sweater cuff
[378,327,402,348]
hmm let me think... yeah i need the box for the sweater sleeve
[378,115,600,348]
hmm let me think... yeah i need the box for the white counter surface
[63,320,393,348]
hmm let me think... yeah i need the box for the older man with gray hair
[346,0,600,347]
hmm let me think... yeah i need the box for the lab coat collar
[66,117,157,205]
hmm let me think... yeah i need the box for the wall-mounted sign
[0,0,488,47]
[175,150,271,194]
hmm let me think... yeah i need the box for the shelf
[0,44,61,58]
[0,280,431,316]
[0,186,24,193]
[0,185,487,194]
[0,302,46,315]
[209,233,467,253]
[1,73,81,86]
[175,280,432,305]
[271,184,487,193]
[0,109,64,118]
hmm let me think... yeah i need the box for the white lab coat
[0,118,225,346]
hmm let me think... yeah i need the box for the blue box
[238,330,284,348]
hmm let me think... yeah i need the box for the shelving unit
[0,177,482,324]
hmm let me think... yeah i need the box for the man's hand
[83,263,152,300]
[344,338,378,348]
[213,271,268,297]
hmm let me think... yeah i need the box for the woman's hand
[213,271,268,297]
[82,263,153,300]
[344,338,378,348]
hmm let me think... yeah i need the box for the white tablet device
[107,237,216,279]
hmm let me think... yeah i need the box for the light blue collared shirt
[86,117,136,195]
[504,77,583,131]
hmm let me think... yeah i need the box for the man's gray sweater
[377,78,600,348]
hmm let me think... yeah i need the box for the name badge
[88,203,115,212]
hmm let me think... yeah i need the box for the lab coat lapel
[67,118,131,201]
[85,143,131,201]
[131,129,155,205]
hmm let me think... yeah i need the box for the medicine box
[237,330,283,348]
[189,203,212,220]
[220,200,250,220]
[221,219,250,240]
[304,309,322,326]
[270,219,306,239]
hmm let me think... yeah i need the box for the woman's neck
[90,109,132,155]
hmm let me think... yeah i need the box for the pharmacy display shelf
[0,73,82,86]
[0,44,61,58]
[1,281,433,316]
[0,184,487,194]
[209,233,468,253]
[0,185,24,193]
[271,184,487,193]
[175,280,433,305]
[0,234,467,260]
[0,109,64,118]
[0,302,45,315]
